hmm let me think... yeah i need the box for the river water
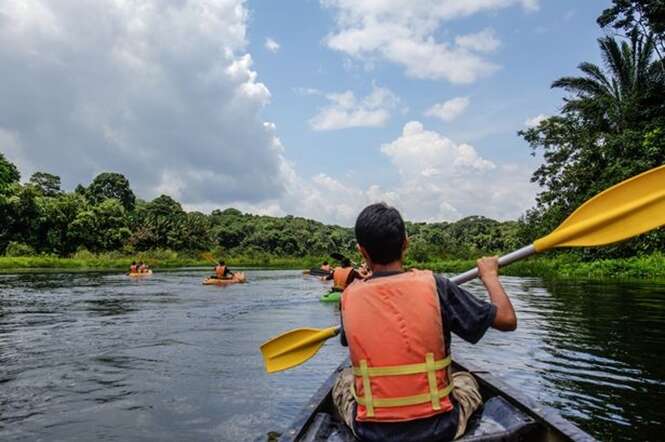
[1,269,664,441]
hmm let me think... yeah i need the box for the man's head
[355,203,407,266]
[341,258,352,267]
[322,260,328,265]
[219,260,225,266]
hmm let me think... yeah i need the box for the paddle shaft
[326,244,536,336]
[450,245,536,285]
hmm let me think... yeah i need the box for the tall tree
[29,172,62,197]
[86,172,136,211]
[551,33,665,131]
[598,0,665,61]
[0,153,20,190]
[520,33,665,255]
[68,199,131,252]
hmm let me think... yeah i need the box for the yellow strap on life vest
[351,355,451,377]
[426,353,441,410]
[352,383,454,409]
[359,360,374,417]
[351,353,453,417]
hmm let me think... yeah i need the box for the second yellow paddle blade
[260,326,339,373]
[535,165,665,251]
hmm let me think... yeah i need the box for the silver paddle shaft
[450,245,536,285]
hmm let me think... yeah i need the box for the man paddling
[214,260,234,279]
[333,203,517,442]
[320,261,332,273]
[327,258,361,291]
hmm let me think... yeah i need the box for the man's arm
[477,257,517,331]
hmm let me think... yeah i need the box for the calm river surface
[1,269,664,441]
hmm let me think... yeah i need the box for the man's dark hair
[323,260,328,265]
[341,258,351,267]
[219,260,225,265]
[355,203,406,264]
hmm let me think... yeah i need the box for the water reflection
[0,271,664,441]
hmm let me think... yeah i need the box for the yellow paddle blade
[534,165,665,252]
[260,326,340,373]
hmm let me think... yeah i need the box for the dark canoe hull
[278,358,596,442]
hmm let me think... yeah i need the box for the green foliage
[29,171,62,196]
[86,172,136,211]
[519,32,665,257]
[5,241,36,257]
[0,152,20,190]
[598,1,665,56]
[69,199,131,252]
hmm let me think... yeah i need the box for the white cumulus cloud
[225,121,536,225]
[309,85,399,130]
[321,0,536,83]
[525,113,549,128]
[265,37,280,53]
[455,29,501,53]
[424,97,470,122]
[0,0,293,206]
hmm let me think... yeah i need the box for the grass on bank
[0,249,663,281]
[409,252,665,280]
[0,249,327,271]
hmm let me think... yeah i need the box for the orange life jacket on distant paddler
[341,269,454,422]
[333,266,353,290]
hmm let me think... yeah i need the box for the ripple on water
[1,271,665,441]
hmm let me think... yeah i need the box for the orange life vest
[341,270,453,422]
[215,265,226,278]
[333,267,353,290]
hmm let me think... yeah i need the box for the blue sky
[0,0,611,225]
[248,1,606,183]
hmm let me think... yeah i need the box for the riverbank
[411,252,665,280]
[1,252,663,280]
[0,253,327,272]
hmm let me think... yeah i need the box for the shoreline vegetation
[1,251,663,282]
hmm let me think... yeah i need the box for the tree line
[1,0,663,262]
[0,157,521,259]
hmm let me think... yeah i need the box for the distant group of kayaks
[127,259,247,286]
[125,254,359,294]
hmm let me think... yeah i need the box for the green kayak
[319,291,341,303]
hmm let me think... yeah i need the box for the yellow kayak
[128,270,153,277]
[202,272,246,286]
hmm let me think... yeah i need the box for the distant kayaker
[333,203,517,441]
[138,261,149,273]
[327,258,361,291]
[129,261,138,273]
[214,260,234,279]
[320,261,332,273]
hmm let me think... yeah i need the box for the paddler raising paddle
[333,203,517,441]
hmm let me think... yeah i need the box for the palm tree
[552,31,665,132]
